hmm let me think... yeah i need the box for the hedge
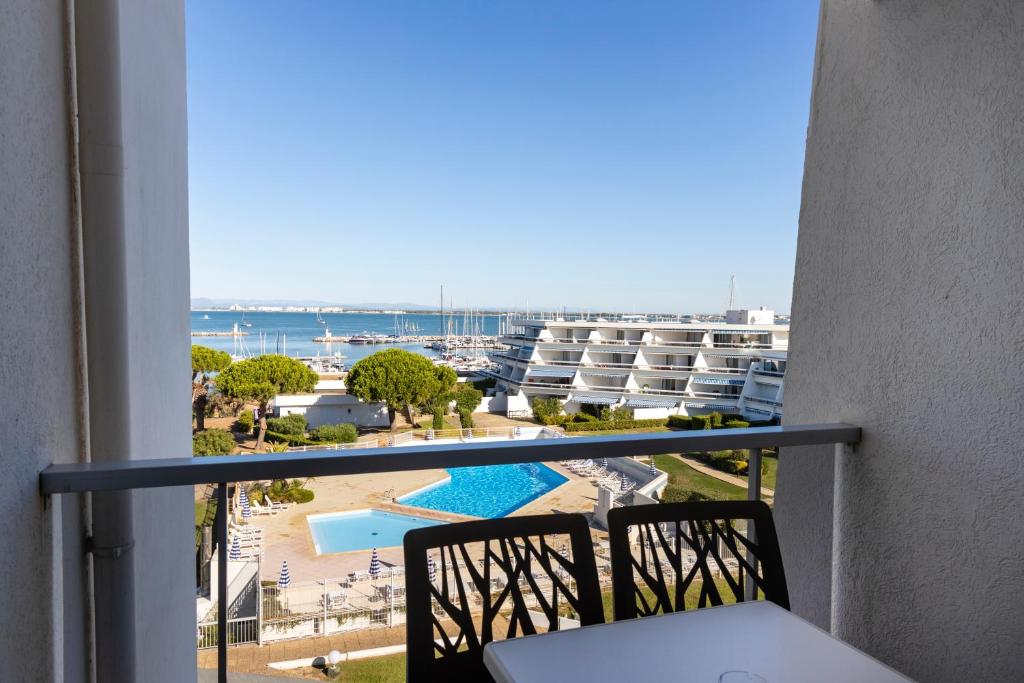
[309,423,358,443]
[563,418,668,432]
[697,449,750,475]
[265,430,317,446]
[233,411,254,434]
[667,415,693,429]
[660,484,713,504]
[193,429,236,456]
[690,415,713,430]
[458,408,474,428]
[723,420,751,429]
[266,413,307,436]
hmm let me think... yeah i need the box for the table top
[483,601,913,683]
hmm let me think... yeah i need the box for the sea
[190,310,501,364]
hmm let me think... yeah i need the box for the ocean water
[398,463,568,518]
[191,310,500,363]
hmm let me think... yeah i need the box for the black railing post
[217,482,228,682]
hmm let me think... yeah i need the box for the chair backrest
[607,500,789,621]
[404,513,604,682]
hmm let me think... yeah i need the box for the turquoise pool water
[307,509,442,554]
[399,463,568,518]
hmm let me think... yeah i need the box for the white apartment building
[487,309,787,420]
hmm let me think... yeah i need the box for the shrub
[234,411,254,434]
[531,397,563,425]
[431,409,445,430]
[266,413,307,436]
[192,429,236,456]
[458,408,474,428]
[570,412,598,423]
[661,484,713,504]
[723,420,751,429]
[472,377,497,391]
[562,418,668,432]
[690,414,713,430]
[720,413,744,423]
[667,415,693,430]
[748,416,781,427]
[708,412,723,428]
[309,423,358,443]
[609,406,634,422]
[265,430,316,446]
[699,449,749,475]
[264,478,315,504]
[450,384,484,414]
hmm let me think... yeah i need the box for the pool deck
[246,460,598,583]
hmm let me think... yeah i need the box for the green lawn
[194,499,216,526]
[331,653,406,682]
[653,454,747,500]
[758,453,778,491]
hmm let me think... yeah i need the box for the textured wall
[118,0,196,678]
[778,1,1024,680]
[0,1,83,680]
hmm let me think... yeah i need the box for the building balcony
[40,424,860,682]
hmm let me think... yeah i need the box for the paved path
[675,455,775,499]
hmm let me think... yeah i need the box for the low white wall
[274,395,390,428]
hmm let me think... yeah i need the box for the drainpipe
[62,0,96,679]
[74,0,136,681]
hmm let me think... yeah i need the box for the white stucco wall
[0,1,193,680]
[118,0,195,677]
[0,2,84,680]
[777,1,1024,681]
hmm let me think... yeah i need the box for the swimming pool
[398,463,568,518]
[307,509,443,554]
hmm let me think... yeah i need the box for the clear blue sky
[187,2,819,313]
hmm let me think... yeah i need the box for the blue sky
[187,2,819,313]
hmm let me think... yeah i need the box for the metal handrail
[40,424,856,494]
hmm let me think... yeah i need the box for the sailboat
[240,311,252,328]
[315,310,326,325]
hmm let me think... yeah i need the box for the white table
[483,601,912,683]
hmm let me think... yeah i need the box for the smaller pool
[307,509,442,555]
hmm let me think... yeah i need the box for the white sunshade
[624,397,680,409]
[569,394,620,406]
[526,367,577,378]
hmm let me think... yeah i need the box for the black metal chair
[607,500,789,621]
[403,513,604,682]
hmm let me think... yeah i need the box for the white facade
[488,315,787,419]
[775,1,1024,681]
[272,393,391,429]
[0,1,194,680]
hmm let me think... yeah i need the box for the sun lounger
[264,496,288,511]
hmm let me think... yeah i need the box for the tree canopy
[191,345,232,431]
[345,349,456,429]
[191,345,231,374]
[215,354,317,448]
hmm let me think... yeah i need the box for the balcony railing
[40,423,858,682]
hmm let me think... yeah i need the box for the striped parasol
[427,555,437,583]
[600,458,608,469]
[277,560,291,589]
[238,487,252,519]
[369,548,381,579]
[620,476,631,492]
[648,459,658,476]
[229,536,241,560]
